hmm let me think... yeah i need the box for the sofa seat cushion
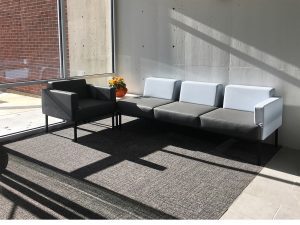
[117,97,173,118]
[200,108,260,140]
[154,102,217,128]
[76,99,115,121]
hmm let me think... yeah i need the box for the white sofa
[200,85,283,142]
[117,78,283,165]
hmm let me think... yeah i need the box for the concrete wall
[115,0,300,149]
[67,0,112,77]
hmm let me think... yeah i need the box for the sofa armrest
[42,89,78,121]
[254,97,283,140]
[87,85,116,101]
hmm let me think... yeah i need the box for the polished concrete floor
[222,147,300,219]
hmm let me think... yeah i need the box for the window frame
[0,0,115,89]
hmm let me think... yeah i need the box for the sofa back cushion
[179,81,223,107]
[223,85,275,112]
[48,79,89,99]
[143,77,181,100]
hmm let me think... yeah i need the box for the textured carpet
[1,116,277,219]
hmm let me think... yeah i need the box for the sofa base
[44,113,116,142]
[116,113,279,166]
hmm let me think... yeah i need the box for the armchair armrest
[87,85,116,101]
[254,97,283,140]
[42,89,78,121]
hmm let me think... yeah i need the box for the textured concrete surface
[115,0,300,150]
[67,0,112,77]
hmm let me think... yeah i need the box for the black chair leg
[74,121,78,142]
[45,115,49,133]
[118,113,122,129]
[112,113,115,129]
[257,142,262,166]
[0,150,8,174]
[275,129,279,148]
[115,113,119,127]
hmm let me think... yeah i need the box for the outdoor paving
[0,92,61,136]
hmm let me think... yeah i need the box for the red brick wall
[0,0,64,95]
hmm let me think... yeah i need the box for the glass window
[0,0,61,84]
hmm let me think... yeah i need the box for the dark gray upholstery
[77,99,115,121]
[154,102,216,128]
[87,85,116,101]
[117,97,173,119]
[42,89,79,121]
[42,79,116,141]
[48,79,89,99]
[200,108,260,140]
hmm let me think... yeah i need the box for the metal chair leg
[275,129,279,148]
[257,142,262,166]
[118,113,122,129]
[112,113,115,129]
[45,115,49,133]
[74,121,78,142]
[115,113,118,127]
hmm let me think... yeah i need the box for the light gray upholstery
[154,102,216,128]
[117,97,173,119]
[200,108,260,140]
[143,77,182,100]
[179,81,223,107]
[223,85,275,112]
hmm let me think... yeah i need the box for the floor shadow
[1,147,176,219]
[75,117,276,174]
[0,186,57,219]
[1,171,105,219]
[0,116,287,219]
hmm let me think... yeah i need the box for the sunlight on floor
[222,147,300,219]
[0,92,62,136]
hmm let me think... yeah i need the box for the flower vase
[116,87,127,97]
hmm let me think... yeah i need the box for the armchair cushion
[179,81,223,107]
[48,79,89,99]
[143,77,181,100]
[154,102,216,128]
[117,97,173,119]
[255,97,283,140]
[76,99,115,121]
[87,85,116,101]
[200,108,259,140]
[223,85,275,112]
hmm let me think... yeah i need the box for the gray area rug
[1,116,277,219]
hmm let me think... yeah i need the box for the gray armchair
[42,79,116,142]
